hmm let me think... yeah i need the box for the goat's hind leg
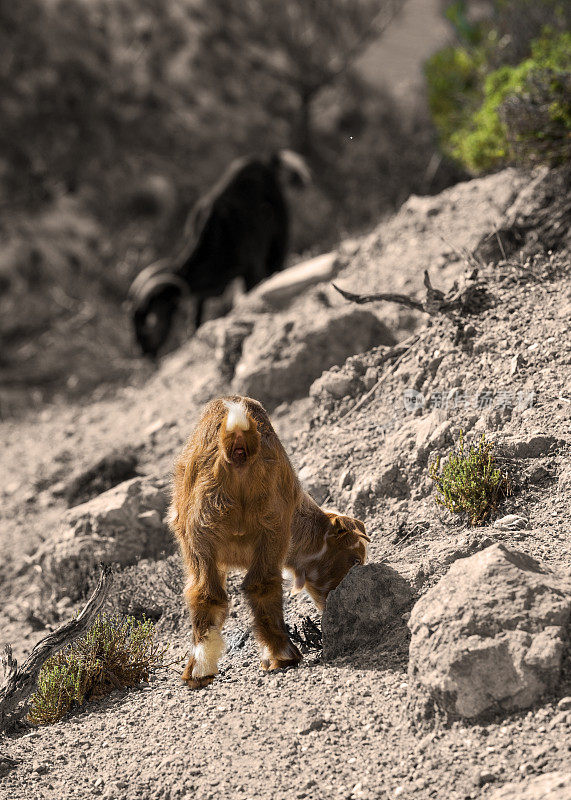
[242,537,301,672]
[182,557,228,689]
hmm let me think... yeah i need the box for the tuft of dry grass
[429,432,511,526]
[27,614,167,725]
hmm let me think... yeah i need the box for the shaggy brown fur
[169,395,368,689]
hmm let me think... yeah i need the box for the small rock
[298,717,329,735]
[493,514,528,530]
[62,449,139,507]
[0,755,18,775]
[474,769,497,787]
[322,563,413,660]
[549,710,571,728]
[558,467,571,493]
[526,464,550,483]
[338,469,354,491]
[50,481,67,498]
[350,462,408,512]
[510,353,525,376]
[313,370,355,400]
[557,696,571,711]
[362,367,378,391]
[249,252,338,310]
[145,418,166,437]
[414,413,453,465]
[427,355,444,378]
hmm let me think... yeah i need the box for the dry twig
[333,269,488,319]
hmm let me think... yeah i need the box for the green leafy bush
[28,614,167,726]
[426,1,571,172]
[429,432,511,526]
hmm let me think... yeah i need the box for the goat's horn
[277,149,312,186]
[129,264,189,307]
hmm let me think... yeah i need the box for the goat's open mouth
[231,445,247,465]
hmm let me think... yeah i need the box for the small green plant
[28,614,167,726]
[429,432,511,526]
[426,1,571,172]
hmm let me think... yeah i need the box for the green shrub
[28,614,167,726]
[425,45,485,152]
[429,432,511,526]
[426,1,571,172]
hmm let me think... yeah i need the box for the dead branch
[0,566,112,734]
[333,269,489,319]
[332,284,425,312]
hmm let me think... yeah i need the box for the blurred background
[0,0,568,417]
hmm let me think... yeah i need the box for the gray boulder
[52,449,139,507]
[39,477,173,598]
[413,412,453,465]
[408,543,571,720]
[322,563,413,660]
[310,368,359,401]
[249,251,338,310]
[350,461,409,515]
[232,306,395,407]
[489,772,571,800]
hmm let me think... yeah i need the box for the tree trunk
[295,90,313,155]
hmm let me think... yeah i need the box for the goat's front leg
[242,534,301,672]
[182,552,228,689]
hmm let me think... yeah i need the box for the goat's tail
[219,400,260,466]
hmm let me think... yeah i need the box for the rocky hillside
[0,165,570,800]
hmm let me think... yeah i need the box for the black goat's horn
[128,262,189,307]
[276,149,312,187]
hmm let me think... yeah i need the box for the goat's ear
[353,517,366,535]
[351,518,370,540]
[327,513,370,542]
[324,513,345,537]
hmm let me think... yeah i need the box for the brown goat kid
[169,395,368,688]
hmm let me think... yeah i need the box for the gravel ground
[1,166,570,800]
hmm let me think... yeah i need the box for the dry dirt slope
[1,166,570,800]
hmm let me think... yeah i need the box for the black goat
[129,150,311,358]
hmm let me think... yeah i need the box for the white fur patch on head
[223,400,250,432]
[192,627,225,679]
